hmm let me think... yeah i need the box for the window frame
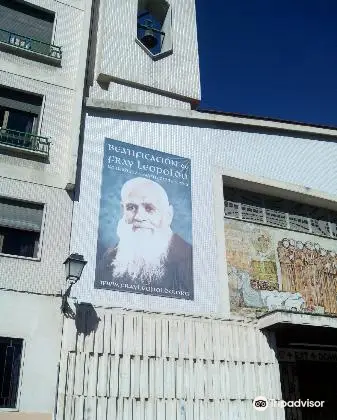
[0,108,39,135]
[135,0,173,61]
[37,94,46,138]
[0,196,46,261]
[0,85,50,159]
[0,85,44,137]
[51,10,57,46]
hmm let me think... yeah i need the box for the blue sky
[195,0,337,126]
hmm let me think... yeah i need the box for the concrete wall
[0,291,62,416]
[70,111,337,316]
[56,308,283,420]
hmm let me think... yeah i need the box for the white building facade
[0,0,92,419]
[58,1,337,419]
[2,0,337,419]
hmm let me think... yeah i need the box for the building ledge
[85,98,337,139]
[257,310,337,330]
[135,37,173,61]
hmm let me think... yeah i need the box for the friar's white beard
[113,218,172,284]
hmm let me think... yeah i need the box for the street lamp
[64,253,87,283]
[61,253,87,316]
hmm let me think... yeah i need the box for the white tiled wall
[70,112,337,315]
[90,0,201,106]
[0,71,74,178]
[0,176,72,294]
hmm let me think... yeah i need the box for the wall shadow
[74,302,101,336]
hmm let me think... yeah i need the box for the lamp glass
[64,254,87,281]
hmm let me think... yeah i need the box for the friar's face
[114,180,174,282]
[122,185,172,233]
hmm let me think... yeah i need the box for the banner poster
[94,138,194,300]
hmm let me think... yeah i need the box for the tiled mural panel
[225,219,337,315]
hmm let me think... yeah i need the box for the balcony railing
[0,128,50,158]
[0,28,62,62]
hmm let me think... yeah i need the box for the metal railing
[0,28,62,60]
[0,337,23,408]
[0,128,50,157]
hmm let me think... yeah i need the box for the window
[0,197,44,258]
[0,86,42,134]
[136,0,173,60]
[0,337,23,409]
[0,86,50,156]
[223,186,337,240]
[0,0,61,64]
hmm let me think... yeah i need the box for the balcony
[0,28,62,66]
[0,128,50,159]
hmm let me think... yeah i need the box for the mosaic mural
[225,219,337,315]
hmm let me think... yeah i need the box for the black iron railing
[0,337,22,408]
[0,28,62,60]
[0,128,50,157]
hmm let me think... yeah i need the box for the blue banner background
[96,139,193,260]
